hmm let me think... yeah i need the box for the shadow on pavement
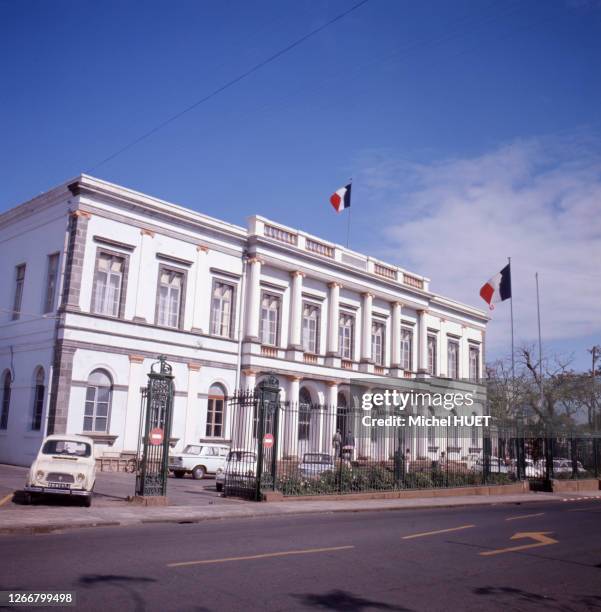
[292,589,413,611]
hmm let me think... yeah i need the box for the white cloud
[359,135,601,358]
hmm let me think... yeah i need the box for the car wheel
[192,466,206,480]
[173,471,185,479]
[21,492,32,505]
[82,496,92,508]
[215,483,223,492]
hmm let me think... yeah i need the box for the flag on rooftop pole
[479,263,512,310]
[329,183,352,213]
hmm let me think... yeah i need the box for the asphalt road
[0,464,237,510]
[1,500,600,612]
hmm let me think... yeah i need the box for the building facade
[0,175,488,466]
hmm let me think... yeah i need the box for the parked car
[298,453,334,478]
[215,449,257,492]
[552,458,586,475]
[470,457,510,474]
[524,458,545,478]
[24,435,96,507]
[168,443,229,480]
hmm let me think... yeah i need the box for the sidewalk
[1,490,592,536]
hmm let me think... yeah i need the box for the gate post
[255,374,280,501]
[133,355,174,505]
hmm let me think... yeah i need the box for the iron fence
[224,397,601,499]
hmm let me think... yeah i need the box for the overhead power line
[88,0,370,172]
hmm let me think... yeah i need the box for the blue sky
[1,0,600,370]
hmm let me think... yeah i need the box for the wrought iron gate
[135,355,174,498]
[224,374,281,501]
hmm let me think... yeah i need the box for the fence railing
[223,398,601,498]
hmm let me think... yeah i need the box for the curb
[0,494,563,536]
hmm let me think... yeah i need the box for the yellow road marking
[401,524,475,540]
[480,531,557,556]
[0,493,14,506]
[168,545,355,568]
[505,512,545,521]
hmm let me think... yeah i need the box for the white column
[418,308,429,375]
[244,257,262,341]
[235,369,257,448]
[327,282,341,355]
[391,301,402,368]
[123,355,145,452]
[184,363,201,443]
[288,271,304,350]
[191,246,209,333]
[361,292,374,363]
[133,229,154,322]
[324,382,338,456]
[285,376,300,458]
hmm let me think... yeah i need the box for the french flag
[480,263,512,309]
[330,183,351,213]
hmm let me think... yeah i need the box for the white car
[24,435,96,507]
[215,449,257,493]
[299,453,334,478]
[169,443,229,480]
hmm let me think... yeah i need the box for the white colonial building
[0,175,488,466]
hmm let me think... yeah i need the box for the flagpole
[535,272,544,412]
[509,257,515,383]
[346,178,352,249]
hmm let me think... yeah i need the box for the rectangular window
[339,313,354,360]
[260,293,280,346]
[43,253,60,314]
[447,340,459,379]
[302,302,320,353]
[210,281,234,337]
[92,252,124,317]
[401,327,413,371]
[371,321,385,366]
[427,334,437,376]
[469,346,480,381]
[12,264,26,320]
[206,397,224,437]
[157,267,184,328]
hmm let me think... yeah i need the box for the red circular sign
[149,427,164,446]
[263,433,275,449]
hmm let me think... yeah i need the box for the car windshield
[228,451,256,462]
[302,454,332,464]
[42,440,91,457]
[183,445,202,455]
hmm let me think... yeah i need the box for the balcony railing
[264,224,297,245]
[403,274,424,290]
[305,238,334,258]
[261,345,278,358]
[303,353,318,364]
[342,360,353,370]
[374,263,396,280]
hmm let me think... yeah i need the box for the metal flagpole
[346,206,351,249]
[346,178,352,249]
[509,257,515,383]
[535,272,544,411]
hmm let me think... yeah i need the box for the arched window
[0,370,11,430]
[298,388,312,441]
[450,410,459,449]
[31,367,45,431]
[336,392,348,435]
[427,408,436,447]
[84,369,112,433]
[206,383,226,438]
[471,412,479,448]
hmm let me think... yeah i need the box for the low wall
[263,481,529,502]
[550,479,600,493]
